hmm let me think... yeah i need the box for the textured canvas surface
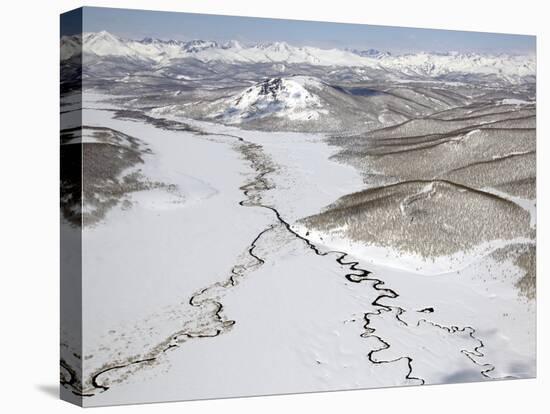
[60,7,536,407]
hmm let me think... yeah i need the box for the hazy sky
[63,6,535,54]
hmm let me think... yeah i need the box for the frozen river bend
[60,90,535,406]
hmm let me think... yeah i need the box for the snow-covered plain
[65,93,536,406]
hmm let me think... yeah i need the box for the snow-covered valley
[60,89,535,405]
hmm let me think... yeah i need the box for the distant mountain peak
[262,41,292,51]
[222,40,243,49]
[183,39,219,53]
[348,48,391,58]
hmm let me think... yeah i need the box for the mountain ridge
[60,31,535,84]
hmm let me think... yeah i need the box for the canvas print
[60,7,536,407]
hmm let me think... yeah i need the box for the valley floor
[61,93,535,406]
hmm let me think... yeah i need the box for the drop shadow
[36,384,59,399]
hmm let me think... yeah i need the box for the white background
[0,0,546,412]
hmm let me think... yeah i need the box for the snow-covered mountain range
[61,31,535,83]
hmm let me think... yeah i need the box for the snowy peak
[349,48,391,59]
[82,31,137,58]
[213,76,328,123]
[140,37,182,47]
[182,40,220,53]
[222,40,243,50]
[258,41,292,52]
